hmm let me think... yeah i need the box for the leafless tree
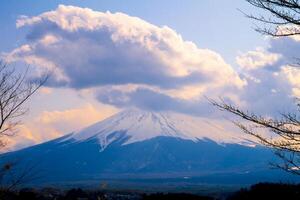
[0,61,47,189]
[244,0,300,37]
[211,99,300,175]
[212,0,300,175]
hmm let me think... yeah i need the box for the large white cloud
[4,4,299,119]
[5,5,244,91]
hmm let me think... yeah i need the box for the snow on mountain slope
[64,109,256,150]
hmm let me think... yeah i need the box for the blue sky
[1,1,298,150]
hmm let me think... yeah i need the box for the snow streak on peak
[66,109,255,149]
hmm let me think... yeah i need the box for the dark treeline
[227,182,300,200]
[1,182,300,200]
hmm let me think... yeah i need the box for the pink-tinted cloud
[3,104,117,151]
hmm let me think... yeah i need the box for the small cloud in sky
[236,47,281,71]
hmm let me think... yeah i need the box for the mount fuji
[0,109,294,186]
[63,108,256,149]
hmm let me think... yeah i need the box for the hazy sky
[0,1,298,150]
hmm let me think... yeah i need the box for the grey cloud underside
[97,88,214,116]
[240,72,297,116]
[269,38,300,62]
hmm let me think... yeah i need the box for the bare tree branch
[210,97,300,175]
[0,61,48,189]
[244,0,300,37]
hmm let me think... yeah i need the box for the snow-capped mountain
[64,109,255,150]
[0,109,291,186]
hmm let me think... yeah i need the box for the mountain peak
[63,108,255,150]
